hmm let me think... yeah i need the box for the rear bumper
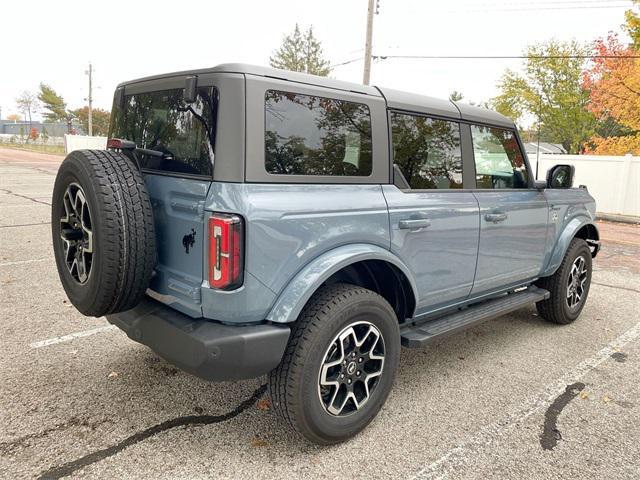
[106,297,290,382]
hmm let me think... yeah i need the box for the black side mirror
[546,164,575,189]
[184,76,198,103]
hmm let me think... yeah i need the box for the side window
[264,90,372,176]
[390,112,462,189]
[471,125,529,189]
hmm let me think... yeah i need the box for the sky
[0,0,634,122]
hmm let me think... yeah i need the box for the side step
[400,286,550,348]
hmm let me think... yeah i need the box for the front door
[468,124,548,295]
[384,112,479,316]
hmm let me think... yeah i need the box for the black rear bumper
[106,297,290,382]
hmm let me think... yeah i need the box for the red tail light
[208,213,243,290]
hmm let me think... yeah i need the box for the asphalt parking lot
[1,147,639,480]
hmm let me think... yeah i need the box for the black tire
[535,238,592,325]
[51,149,156,317]
[268,283,400,445]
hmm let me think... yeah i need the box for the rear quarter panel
[203,183,391,318]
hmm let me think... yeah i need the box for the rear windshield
[109,87,217,176]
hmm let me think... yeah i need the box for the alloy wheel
[59,183,93,284]
[318,321,385,416]
[566,255,587,310]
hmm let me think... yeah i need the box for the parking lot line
[30,325,117,349]
[0,258,49,267]
[410,320,640,480]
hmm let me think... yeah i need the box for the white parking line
[0,258,49,267]
[410,321,640,480]
[30,325,117,349]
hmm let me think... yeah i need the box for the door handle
[399,218,431,230]
[484,213,508,223]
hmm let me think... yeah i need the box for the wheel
[51,149,156,317]
[268,283,400,445]
[535,238,592,324]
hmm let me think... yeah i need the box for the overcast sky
[1,0,634,121]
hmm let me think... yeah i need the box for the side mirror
[184,75,198,103]
[546,164,575,189]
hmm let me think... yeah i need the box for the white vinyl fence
[64,134,107,153]
[533,154,639,218]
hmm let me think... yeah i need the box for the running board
[400,286,550,348]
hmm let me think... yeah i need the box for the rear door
[468,124,548,295]
[109,76,220,317]
[383,111,479,315]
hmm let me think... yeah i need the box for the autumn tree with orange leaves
[583,3,640,155]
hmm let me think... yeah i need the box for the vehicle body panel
[266,243,418,324]
[381,186,480,313]
[471,190,549,296]
[202,183,391,323]
[540,188,597,277]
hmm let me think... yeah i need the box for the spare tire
[51,149,156,317]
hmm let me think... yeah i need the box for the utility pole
[362,0,376,85]
[86,62,93,136]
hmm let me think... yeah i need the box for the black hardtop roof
[118,63,515,128]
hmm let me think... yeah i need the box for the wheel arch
[265,244,418,324]
[541,218,600,278]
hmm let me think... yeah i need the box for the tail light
[208,213,244,290]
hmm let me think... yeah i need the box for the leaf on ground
[256,398,271,411]
[603,395,612,403]
[251,437,269,447]
[107,371,119,379]
[580,391,590,400]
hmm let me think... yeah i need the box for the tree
[15,91,40,136]
[72,107,111,136]
[6,113,21,122]
[491,40,596,153]
[270,24,331,76]
[449,91,464,102]
[625,0,640,49]
[38,83,74,132]
[582,33,640,155]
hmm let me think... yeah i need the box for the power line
[372,55,640,60]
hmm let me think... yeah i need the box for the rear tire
[51,149,156,317]
[268,283,400,445]
[536,238,592,325]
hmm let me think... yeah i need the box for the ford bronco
[51,64,600,444]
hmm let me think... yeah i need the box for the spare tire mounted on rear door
[51,149,156,317]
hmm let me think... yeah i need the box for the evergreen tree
[270,24,331,76]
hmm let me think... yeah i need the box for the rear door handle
[399,218,431,230]
[484,213,508,223]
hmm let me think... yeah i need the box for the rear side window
[109,87,217,176]
[264,90,372,176]
[391,112,463,189]
[471,125,529,189]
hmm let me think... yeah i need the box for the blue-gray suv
[51,64,600,444]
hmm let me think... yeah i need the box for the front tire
[268,283,400,445]
[536,238,592,324]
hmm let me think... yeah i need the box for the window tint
[265,90,372,176]
[391,112,462,189]
[109,87,217,176]
[471,125,529,189]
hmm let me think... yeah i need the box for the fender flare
[265,244,419,324]
[541,216,599,277]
